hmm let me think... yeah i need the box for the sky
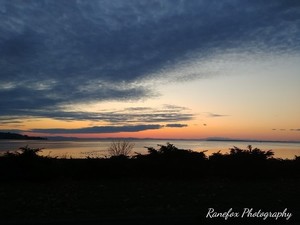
[1,0,300,141]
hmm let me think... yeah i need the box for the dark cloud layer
[165,124,188,128]
[1,0,300,119]
[30,124,162,134]
[6,123,189,134]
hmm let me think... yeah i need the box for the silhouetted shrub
[229,145,274,160]
[208,145,278,178]
[3,145,43,159]
[0,146,57,181]
[107,140,134,158]
[208,151,224,161]
[0,143,298,181]
[128,143,209,178]
[143,143,207,160]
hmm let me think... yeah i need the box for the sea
[0,139,299,159]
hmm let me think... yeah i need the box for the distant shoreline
[46,136,300,143]
[0,132,47,140]
[1,132,299,143]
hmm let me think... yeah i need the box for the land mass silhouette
[0,132,47,140]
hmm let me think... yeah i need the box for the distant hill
[0,132,47,140]
[47,136,79,141]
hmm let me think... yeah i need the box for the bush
[3,145,43,159]
[107,140,135,158]
[143,142,207,160]
[229,145,274,160]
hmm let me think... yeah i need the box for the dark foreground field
[0,178,299,225]
[0,144,299,224]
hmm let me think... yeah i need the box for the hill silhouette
[0,132,47,140]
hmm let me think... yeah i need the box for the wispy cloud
[0,120,23,125]
[272,128,300,132]
[0,105,194,125]
[207,113,229,118]
[165,124,188,128]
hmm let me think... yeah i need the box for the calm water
[0,139,300,159]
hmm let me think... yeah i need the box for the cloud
[207,113,229,118]
[1,105,194,125]
[0,0,299,119]
[0,120,23,125]
[0,129,25,133]
[0,82,153,117]
[29,124,162,134]
[165,124,188,128]
[4,123,191,135]
[272,128,300,132]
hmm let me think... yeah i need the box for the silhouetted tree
[19,145,43,158]
[107,140,134,158]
